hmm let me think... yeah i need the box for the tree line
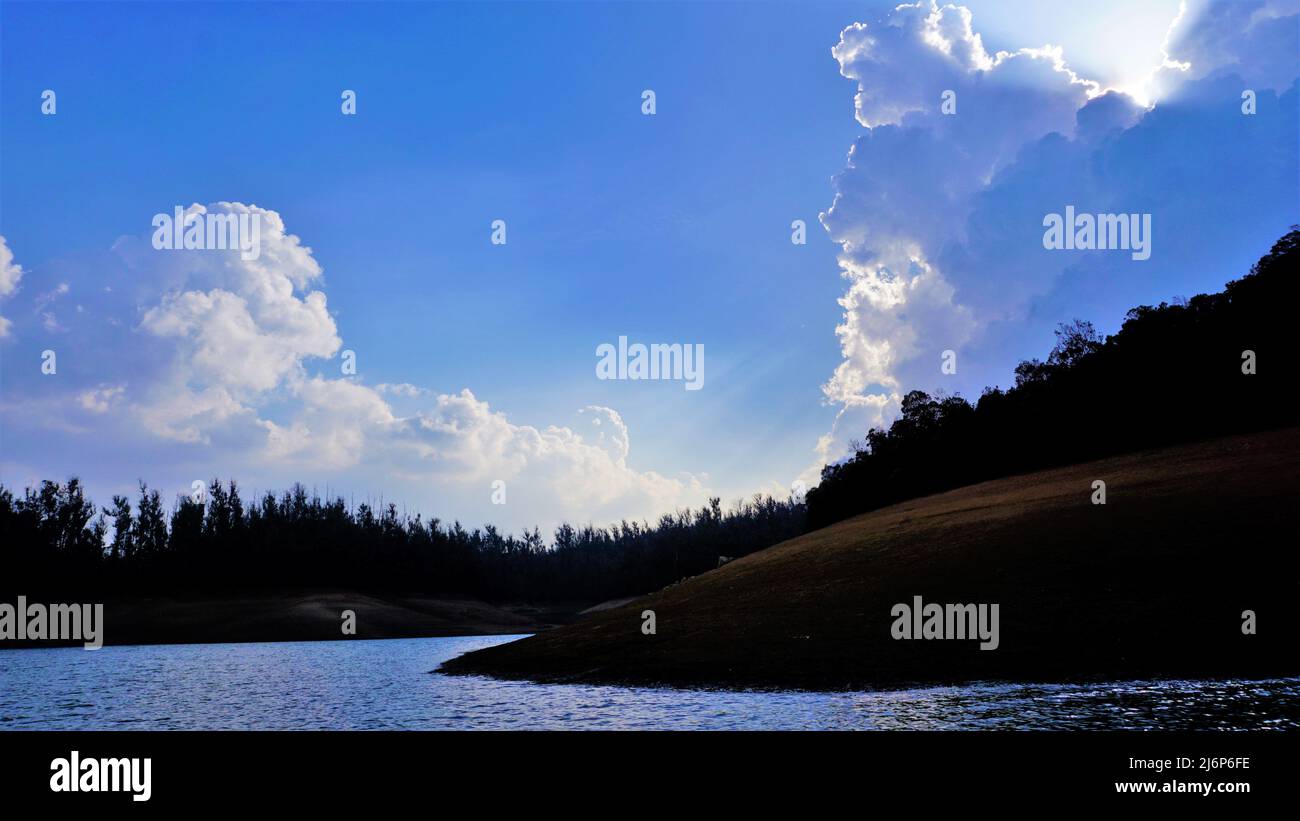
[0,477,804,602]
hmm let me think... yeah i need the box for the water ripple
[2,636,1297,730]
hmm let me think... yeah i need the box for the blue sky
[1,0,1296,533]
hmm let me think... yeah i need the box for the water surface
[2,635,1297,730]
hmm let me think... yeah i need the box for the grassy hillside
[442,428,1300,690]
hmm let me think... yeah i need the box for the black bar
[0,731,1287,807]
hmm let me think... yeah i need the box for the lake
[2,635,1298,730]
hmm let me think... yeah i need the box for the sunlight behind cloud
[963,0,1187,106]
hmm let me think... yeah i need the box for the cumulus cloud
[0,235,24,338]
[1150,0,1300,95]
[812,0,1299,472]
[139,203,340,396]
[3,202,710,532]
[251,382,708,528]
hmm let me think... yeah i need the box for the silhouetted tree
[105,495,134,561]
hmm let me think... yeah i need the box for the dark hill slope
[442,428,1300,690]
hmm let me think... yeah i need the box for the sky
[1,0,1297,535]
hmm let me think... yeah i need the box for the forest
[0,477,805,602]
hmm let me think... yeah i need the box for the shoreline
[440,659,1300,695]
[0,590,582,650]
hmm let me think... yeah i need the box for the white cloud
[0,236,21,297]
[33,282,68,313]
[1150,0,1300,96]
[139,202,341,398]
[255,383,707,527]
[374,382,428,398]
[77,385,126,414]
[6,202,712,532]
[0,235,24,338]
[812,0,1298,473]
[816,1,1097,466]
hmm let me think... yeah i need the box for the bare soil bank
[441,428,1300,690]
[2,591,584,648]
